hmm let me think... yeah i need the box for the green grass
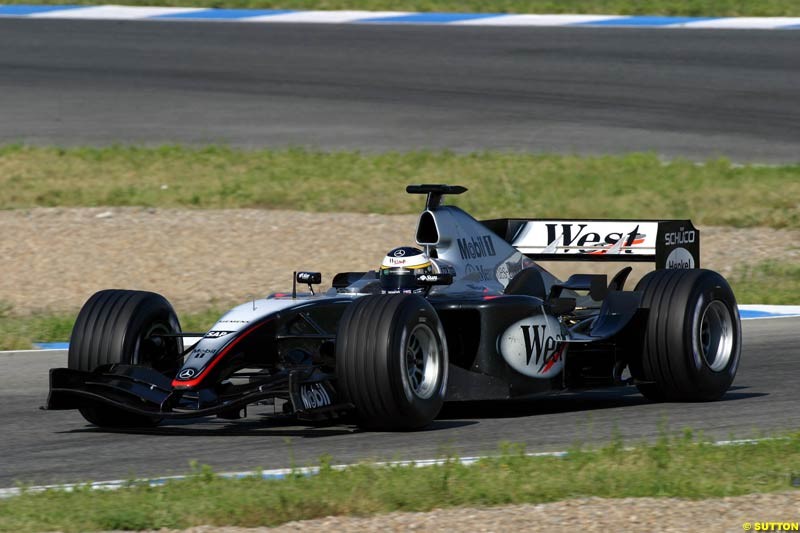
[5,0,800,16]
[2,145,799,229]
[731,261,800,306]
[3,432,800,532]
[0,260,795,350]
[0,305,225,351]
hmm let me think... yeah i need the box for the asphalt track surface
[0,317,798,486]
[1,20,799,162]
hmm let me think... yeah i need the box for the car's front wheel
[335,294,448,430]
[68,289,184,427]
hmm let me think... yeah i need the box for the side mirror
[416,273,454,286]
[294,271,322,297]
[296,272,322,285]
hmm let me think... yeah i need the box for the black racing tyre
[632,269,741,402]
[68,289,184,427]
[335,294,448,430]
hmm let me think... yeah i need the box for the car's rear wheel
[68,289,184,427]
[335,294,448,430]
[632,269,741,401]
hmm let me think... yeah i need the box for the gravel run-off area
[3,207,797,315]
[128,491,800,532]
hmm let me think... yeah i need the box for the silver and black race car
[47,184,741,430]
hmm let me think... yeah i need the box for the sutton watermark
[743,523,799,531]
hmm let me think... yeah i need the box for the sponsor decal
[664,228,696,246]
[178,368,196,379]
[416,273,453,286]
[457,234,497,260]
[666,247,695,269]
[496,262,510,282]
[384,288,424,294]
[217,319,249,324]
[299,382,332,410]
[513,221,658,256]
[465,263,493,282]
[393,249,406,257]
[204,330,234,338]
[546,223,644,254]
[495,253,528,287]
[296,271,322,284]
[499,314,567,378]
[385,256,410,267]
[191,347,217,359]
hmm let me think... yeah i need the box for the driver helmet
[379,246,433,293]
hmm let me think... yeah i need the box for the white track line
[452,14,620,26]
[30,5,204,18]
[679,17,800,29]
[243,10,411,23]
[739,304,800,316]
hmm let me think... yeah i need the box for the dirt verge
[2,207,797,315]
[131,491,800,532]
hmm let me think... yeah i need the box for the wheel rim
[699,300,735,372]
[135,322,172,369]
[404,324,441,400]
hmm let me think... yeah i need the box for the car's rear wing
[481,218,700,269]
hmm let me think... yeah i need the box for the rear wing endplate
[481,219,700,270]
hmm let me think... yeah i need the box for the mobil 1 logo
[299,382,332,410]
[499,314,567,378]
[457,234,497,260]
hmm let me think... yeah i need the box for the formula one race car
[47,185,741,430]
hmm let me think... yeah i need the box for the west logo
[520,324,563,372]
[457,235,497,260]
[499,316,567,379]
[545,223,642,253]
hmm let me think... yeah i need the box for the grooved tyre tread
[336,294,448,430]
[68,289,183,427]
[633,269,741,402]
